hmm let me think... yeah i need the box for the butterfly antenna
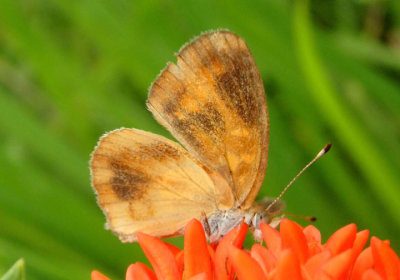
[265,143,332,212]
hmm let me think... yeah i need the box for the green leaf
[1,259,25,280]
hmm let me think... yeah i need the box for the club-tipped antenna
[265,143,332,212]
[285,212,317,222]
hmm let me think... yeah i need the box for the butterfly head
[249,198,286,241]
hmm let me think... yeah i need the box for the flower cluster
[91,219,400,280]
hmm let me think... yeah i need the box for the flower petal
[371,236,400,280]
[188,272,209,280]
[303,225,321,244]
[91,270,110,280]
[274,249,302,280]
[280,219,309,264]
[352,230,370,259]
[215,222,248,280]
[137,232,181,280]
[92,219,400,280]
[300,266,312,280]
[304,225,323,256]
[126,263,157,280]
[229,245,267,280]
[176,251,184,272]
[325,223,357,256]
[362,269,384,280]
[208,245,215,264]
[184,219,212,280]
[165,243,181,257]
[260,222,281,258]
[251,243,277,275]
[322,248,354,279]
[350,247,373,280]
[304,250,331,278]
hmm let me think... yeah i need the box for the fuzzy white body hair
[203,207,284,243]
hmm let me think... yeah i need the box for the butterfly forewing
[90,128,233,242]
[147,31,269,209]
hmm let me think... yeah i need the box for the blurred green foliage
[0,0,399,279]
[1,259,25,280]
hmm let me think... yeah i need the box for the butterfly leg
[201,211,212,239]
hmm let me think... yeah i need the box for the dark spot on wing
[215,49,258,126]
[172,118,204,151]
[168,101,225,153]
[191,103,225,138]
[189,32,259,127]
[110,161,149,201]
[149,142,180,160]
[164,101,178,116]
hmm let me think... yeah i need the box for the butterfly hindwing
[90,128,234,241]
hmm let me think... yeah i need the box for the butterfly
[90,30,287,243]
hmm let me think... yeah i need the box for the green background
[1,0,400,279]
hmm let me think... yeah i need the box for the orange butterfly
[90,30,328,243]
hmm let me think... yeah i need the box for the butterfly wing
[90,128,234,242]
[147,30,269,209]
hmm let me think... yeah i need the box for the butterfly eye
[260,214,271,224]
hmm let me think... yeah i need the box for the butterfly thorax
[203,198,285,243]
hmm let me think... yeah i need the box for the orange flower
[91,219,400,280]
